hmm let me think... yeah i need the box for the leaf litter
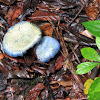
[0,0,100,100]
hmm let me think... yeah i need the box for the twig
[69,45,80,64]
[49,20,84,90]
[67,0,89,26]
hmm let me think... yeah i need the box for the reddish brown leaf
[31,66,46,76]
[27,83,45,100]
[40,23,53,37]
[29,10,60,21]
[55,55,65,70]
[86,6,99,20]
[24,55,35,66]
[5,5,23,25]
[37,1,50,11]
[0,53,4,59]
[50,80,73,87]
[0,0,15,5]
[3,53,24,63]
[12,8,23,20]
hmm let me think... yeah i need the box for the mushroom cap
[35,36,60,62]
[2,21,42,57]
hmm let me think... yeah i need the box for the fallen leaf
[31,66,46,76]
[27,83,45,100]
[0,0,15,5]
[84,78,93,94]
[12,8,23,20]
[3,53,24,63]
[40,23,53,37]
[0,53,4,59]
[86,6,99,20]
[55,55,65,70]
[80,30,94,39]
[29,10,60,21]
[50,80,73,87]
[5,4,23,25]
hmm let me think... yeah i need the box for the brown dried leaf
[27,83,45,100]
[80,30,94,39]
[37,1,50,11]
[29,10,60,21]
[55,55,65,70]
[40,23,53,37]
[5,5,23,25]
[3,53,24,63]
[31,66,46,76]
[50,80,73,87]
[12,8,23,20]
[0,0,15,5]
[86,6,99,20]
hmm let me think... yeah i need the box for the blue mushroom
[2,21,42,57]
[35,36,60,62]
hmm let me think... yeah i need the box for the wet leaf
[27,83,45,100]
[81,47,100,61]
[55,55,65,70]
[3,53,24,63]
[0,0,15,5]
[5,5,22,25]
[96,36,100,50]
[31,66,46,76]
[40,23,53,37]
[82,20,100,37]
[88,77,100,100]
[86,6,99,20]
[75,62,100,74]
[50,80,73,87]
[84,78,93,94]
[0,53,4,59]
[29,10,60,21]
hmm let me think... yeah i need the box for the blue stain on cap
[35,36,60,62]
[2,21,42,57]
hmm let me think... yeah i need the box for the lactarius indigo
[2,21,42,57]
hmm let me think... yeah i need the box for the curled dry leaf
[0,0,15,5]
[27,83,45,100]
[29,10,60,21]
[40,23,53,37]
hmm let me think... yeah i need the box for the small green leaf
[75,62,100,74]
[88,77,100,100]
[96,36,100,50]
[89,77,100,93]
[88,92,100,100]
[81,47,100,61]
[82,20,100,37]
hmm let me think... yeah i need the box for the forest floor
[0,0,100,100]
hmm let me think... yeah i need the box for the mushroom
[35,36,60,63]
[2,21,42,57]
